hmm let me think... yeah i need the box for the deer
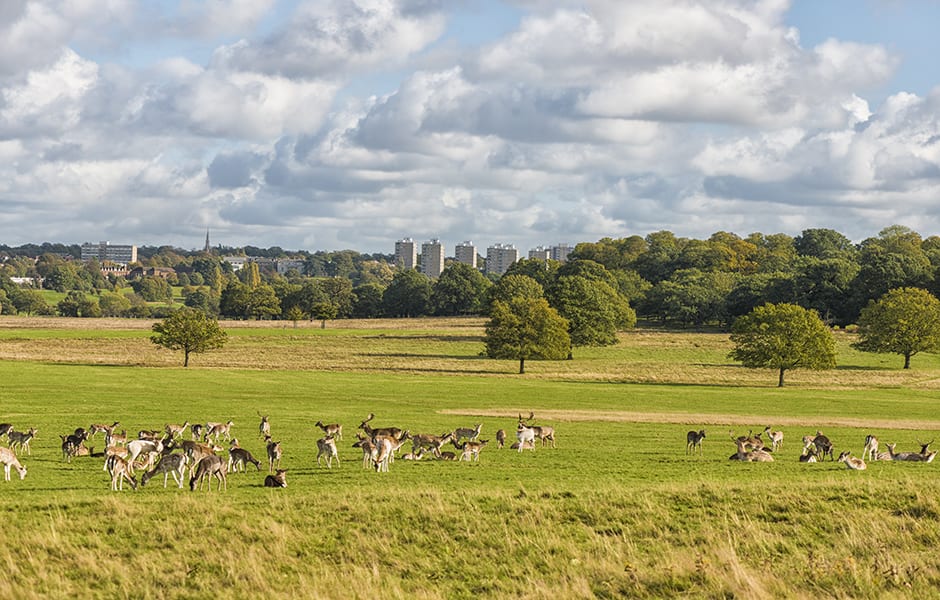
[164,421,190,440]
[887,442,937,462]
[802,431,834,461]
[0,447,27,481]
[205,420,234,442]
[516,421,537,452]
[109,456,138,491]
[352,436,377,469]
[189,455,227,491]
[918,440,937,463]
[686,430,706,454]
[316,435,340,468]
[359,413,407,441]
[258,414,271,438]
[126,438,165,473]
[89,421,120,442]
[863,434,879,461]
[180,440,222,478]
[838,451,867,471]
[108,430,128,447]
[141,454,188,488]
[411,431,454,458]
[729,438,774,462]
[454,439,489,462]
[453,424,483,443]
[401,448,427,460]
[519,413,555,448]
[372,436,395,472]
[264,469,287,488]
[731,430,764,452]
[495,429,506,449]
[315,420,343,440]
[763,427,784,452]
[8,428,37,456]
[190,423,203,441]
[266,439,282,473]
[799,446,818,463]
[0,424,12,439]
[228,446,262,473]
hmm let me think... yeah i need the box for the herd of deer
[0,411,558,489]
[685,426,938,470]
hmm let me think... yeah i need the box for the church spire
[204,228,211,253]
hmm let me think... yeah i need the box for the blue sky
[1,0,939,255]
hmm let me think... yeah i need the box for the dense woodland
[2,226,939,332]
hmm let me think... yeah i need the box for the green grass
[2,320,940,597]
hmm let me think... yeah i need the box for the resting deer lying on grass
[729,438,774,462]
[0,447,27,481]
[838,451,867,471]
[264,469,287,488]
[142,454,188,488]
[189,455,227,491]
[886,442,938,462]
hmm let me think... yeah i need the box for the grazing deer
[8,428,37,456]
[372,436,395,472]
[316,435,340,469]
[411,431,454,458]
[315,420,343,440]
[103,446,130,472]
[359,413,406,441]
[266,439,282,473]
[258,414,271,438]
[206,420,235,442]
[686,430,706,454]
[228,447,262,473]
[453,424,483,443]
[495,429,506,449]
[264,469,287,488]
[455,439,489,462]
[863,435,879,461]
[763,427,784,452]
[165,421,190,440]
[838,451,867,471]
[189,455,228,491]
[109,456,138,491]
[0,447,27,481]
[141,454,188,488]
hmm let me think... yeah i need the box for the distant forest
[1,225,938,327]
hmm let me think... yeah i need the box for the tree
[484,297,570,374]
[382,270,431,317]
[310,301,338,328]
[853,287,940,369]
[351,283,385,318]
[150,308,227,367]
[547,275,635,353]
[431,263,491,316]
[99,292,132,317]
[729,303,836,387]
[57,291,101,318]
[10,288,50,316]
[486,274,544,312]
[285,305,306,328]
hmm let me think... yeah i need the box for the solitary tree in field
[853,287,940,369]
[484,297,570,374]
[151,308,227,367]
[729,303,836,387]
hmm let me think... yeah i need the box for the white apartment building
[395,238,418,270]
[80,241,137,264]
[454,241,477,268]
[421,239,445,279]
[551,243,574,262]
[528,246,551,260]
[485,243,519,276]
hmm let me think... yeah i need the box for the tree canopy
[483,297,570,374]
[728,303,836,387]
[853,287,940,369]
[150,308,228,367]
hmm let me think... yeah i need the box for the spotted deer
[0,447,27,481]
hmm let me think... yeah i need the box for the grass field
[1,316,940,598]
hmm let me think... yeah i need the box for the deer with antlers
[519,412,555,448]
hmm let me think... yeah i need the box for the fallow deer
[109,456,137,491]
[141,454,188,488]
[863,434,879,461]
[763,426,784,452]
[266,439,283,473]
[0,447,26,481]
[315,420,343,440]
[264,469,287,488]
[258,414,270,438]
[189,455,227,491]
[686,430,706,454]
[228,446,262,473]
[316,435,340,468]
[8,428,37,456]
[495,429,506,449]
[453,424,482,443]
[837,450,867,471]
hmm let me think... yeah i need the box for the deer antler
[528,411,534,421]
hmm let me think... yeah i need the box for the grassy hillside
[0,317,939,598]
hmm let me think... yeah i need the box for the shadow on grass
[363,335,483,343]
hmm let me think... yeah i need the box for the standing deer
[519,413,555,448]
[863,435,879,461]
[686,430,706,454]
[266,439,282,473]
[189,455,228,491]
[495,429,507,449]
[109,456,138,491]
[141,454,188,488]
[453,424,483,443]
[315,420,343,440]
[0,447,27,481]
[8,428,37,456]
[763,427,784,452]
[316,435,340,468]
[228,446,262,472]
[516,420,537,453]
[359,414,405,441]
[258,414,271,438]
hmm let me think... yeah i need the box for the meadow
[1,316,940,598]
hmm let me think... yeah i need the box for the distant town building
[528,246,551,260]
[551,243,573,263]
[421,239,445,279]
[395,238,418,270]
[81,241,137,264]
[454,241,477,269]
[276,259,306,275]
[485,243,519,276]
[221,256,278,272]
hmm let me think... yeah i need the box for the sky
[1,0,939,255]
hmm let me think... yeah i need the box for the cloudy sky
[1,0,939,255]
